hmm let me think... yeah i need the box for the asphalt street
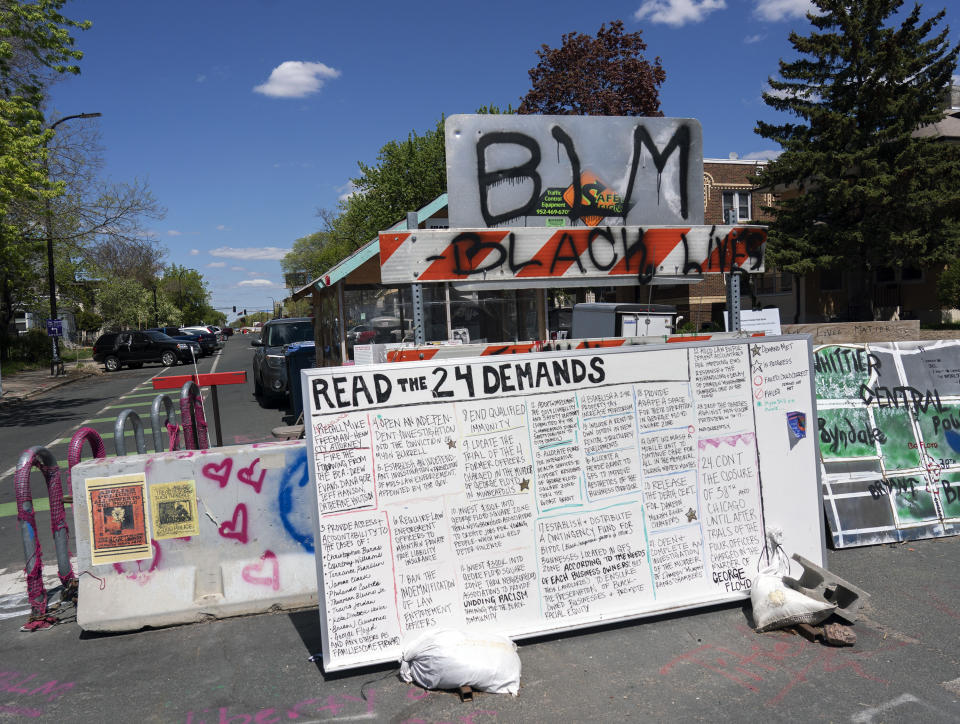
[1,340,959,722]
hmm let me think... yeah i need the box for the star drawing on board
[447,439,456,449]
[519,479,530,492]
[686,508,697,522]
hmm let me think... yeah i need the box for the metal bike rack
[66,427,106,499]
[150,394,180,452]
[114,409,147,456]
[14,447,76,629]
[180,380,209,450]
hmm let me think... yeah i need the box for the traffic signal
[233,306,236,313]
[243,309,247,315]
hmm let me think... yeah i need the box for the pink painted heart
[242,550,279,591]
[202,458,233,488]
[218,503,248,544]
[238,457,265,494]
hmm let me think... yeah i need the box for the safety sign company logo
[533,171,625,227]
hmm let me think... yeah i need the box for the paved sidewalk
[0,362,100,403]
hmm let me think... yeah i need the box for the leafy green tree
[333,117,446,249]
[518,20,665,116]
[74,306,101,342]
[281,229,331,286]
[937,262,960,310]
[160,265,209,326]
[96,276,150,329]
[755,0,960,319]
[284,118,447,281]
[0,1,90,359]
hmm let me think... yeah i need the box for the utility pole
[44,112,102,375]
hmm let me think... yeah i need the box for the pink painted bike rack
[180,380,209,450]
[66,427,106,500]
[14,446,76,630]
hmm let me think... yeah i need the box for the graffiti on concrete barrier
[218,503,249,544]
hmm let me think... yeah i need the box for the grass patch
[1,346,93,376]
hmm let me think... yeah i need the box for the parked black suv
[251,318,314,400]
[93,330,196,371]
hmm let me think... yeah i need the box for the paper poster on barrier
[149,480,200,540]
[815,340,960,547]
[87,473,151,564]
[303,337,823,671]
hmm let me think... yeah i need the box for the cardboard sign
[303,337,823,671]
[816,340,960,547]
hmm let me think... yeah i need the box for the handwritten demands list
[307,341,812,671]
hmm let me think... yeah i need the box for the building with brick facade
[642,156,796,330]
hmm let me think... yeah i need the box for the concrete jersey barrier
[70,440,316,631]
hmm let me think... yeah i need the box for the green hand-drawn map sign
[816,341,960,547]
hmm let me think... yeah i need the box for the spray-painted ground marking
[659,624,911,707]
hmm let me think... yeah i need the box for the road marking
[0,497,67,518]
[1,358,217,484]
[103,401,156,410]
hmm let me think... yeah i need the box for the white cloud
[216,224,228,231]
[190,249,200,256]
[338,181,359,203]
[754,0,812,22]
[634,0,726,27]
[253,61,341,99]
[745,33,764,44]
[763,81,819,102]
[196,74,206,83]
[231,266,245,272]
[210,246,289,260]
[238,279,277,288]
[208,261,227,268]
[167,230,183,237]
[742,150,782,160]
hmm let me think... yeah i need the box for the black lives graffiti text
[426,226,764,284]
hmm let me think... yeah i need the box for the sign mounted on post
[444,114,704,228]
[380,225,766,285]
[303,336,823,672]
[46,318,63,337]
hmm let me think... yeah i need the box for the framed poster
[86,473,151,565]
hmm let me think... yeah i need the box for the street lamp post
[44,112,102,375]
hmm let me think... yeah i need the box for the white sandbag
[751,528,835,632]
[399,629,521,695]
[751,564,836,631]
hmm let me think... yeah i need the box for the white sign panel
[303,337,823,671]
[725,308,783,335]
[445,114,704,228]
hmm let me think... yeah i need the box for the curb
[0,366,100,404]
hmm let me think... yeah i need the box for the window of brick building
[722,191,751,222]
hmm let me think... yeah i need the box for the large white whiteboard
[303,336,824,672]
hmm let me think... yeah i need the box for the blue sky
[50,0,959,319]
